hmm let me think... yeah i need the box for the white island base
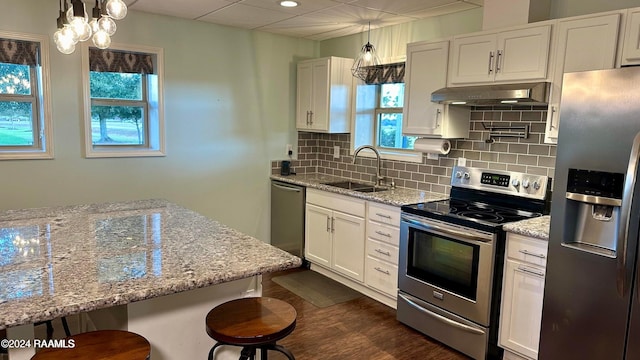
[6,276,261,360]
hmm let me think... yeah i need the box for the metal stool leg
[239,346,256,360]
[208,342,225,360]
[61,317,71,337]
[271,344,295,360]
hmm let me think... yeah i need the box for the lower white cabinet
[305,189,366,282]
[499,233,548,360]
[304,188,401,308]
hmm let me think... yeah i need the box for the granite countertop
[271,173,447,206]
[0,199,301,330]
[503,215,550,240]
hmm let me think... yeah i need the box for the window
[351,62,421,163]
[0,33,53,160]
[375,83,416,151]
[81,43,164,157]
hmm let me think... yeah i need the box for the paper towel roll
[413,138,451,155]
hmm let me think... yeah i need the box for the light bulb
[90,18,100,34]
[98,15,117,36]
[71,19,92,42]
[56,38,76,54]
[106,0,127,20]
[92,30,111,49]
[61,25,79,44]
[363,51,372,62]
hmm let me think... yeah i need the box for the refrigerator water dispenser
[561,169,624,258]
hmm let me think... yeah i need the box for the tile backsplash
[271,106,556,196]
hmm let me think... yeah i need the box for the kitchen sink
[322,180,388,193]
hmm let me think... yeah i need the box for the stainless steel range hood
[431,82,550,106]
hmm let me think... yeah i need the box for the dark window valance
[0,38,39,66]
[89,48,155,74]
[363,62,405,85]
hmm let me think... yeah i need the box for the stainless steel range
[397,166,551,360]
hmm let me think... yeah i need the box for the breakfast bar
[0,199,301,360]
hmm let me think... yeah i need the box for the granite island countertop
[503,215,550,240]
[271,173,447,206]
[0,199,301,330]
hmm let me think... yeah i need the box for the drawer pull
[516,266,545,278]
[375,248,391,256]
[374,267,390,275]
[375,212,392,219]
[518,249,546,259]
[375,230,392,238]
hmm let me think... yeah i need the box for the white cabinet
[296,56,354,133]
[621,7,640,66]
[402,40,470,138]
[365,202,400,298]
[499,233,548,360]
[544,13,620,143]
[305,189,365,282]
[449,25,551,85]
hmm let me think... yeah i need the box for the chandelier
[351,22,381,82]
[54,0,128,54]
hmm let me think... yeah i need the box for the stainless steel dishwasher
[270,180,305,258]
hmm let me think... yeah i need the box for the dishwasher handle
[272,182,303,193]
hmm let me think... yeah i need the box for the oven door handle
[402,215,492,243]
[398,293,485,335]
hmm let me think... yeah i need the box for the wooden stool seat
[31,330,150,360]
[206,297,297,359]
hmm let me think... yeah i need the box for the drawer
[507,233,548,267]
[307,189,366,217]
[367,220,400,247]
[365,256,398,296]
[366,238,399,265]
[368,202,401,226]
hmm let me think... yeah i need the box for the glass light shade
[92,30,111,49]
[90,18,100,34]
[56,35,76,54]
[106,0,127,20]
[98,15,117,36]
[61,25,79,44]
[73,19,93,42]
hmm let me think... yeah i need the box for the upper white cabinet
[621,7,640,66]
[449,25,551,85]
[544,13,620,143]
[402,40,470,138]
[296,56,354,133]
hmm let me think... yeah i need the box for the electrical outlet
[286,144,293,156]
[333,146,340,159]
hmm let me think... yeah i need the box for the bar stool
[31,330,150,360]
[205,297,296,360]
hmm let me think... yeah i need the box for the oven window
[407,228,480,300]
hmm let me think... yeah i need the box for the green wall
[0,0,317,242]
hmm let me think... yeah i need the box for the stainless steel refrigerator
[540,67,640,359]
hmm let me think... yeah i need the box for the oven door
[398,213,496,326]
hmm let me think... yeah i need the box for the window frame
[351,81,422,163]
[0,31,54,160]
[81,42,165,158]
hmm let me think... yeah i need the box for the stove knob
[533,181,541,190]
[512,179,520,187]
[523,179,530,189]
[463,172,470,180]
[455,171,463,179]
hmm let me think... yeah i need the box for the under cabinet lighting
[451,101,467,105]
[501,100,519,104]
[279,1,299,7]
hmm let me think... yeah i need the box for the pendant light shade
[351,22,381,82]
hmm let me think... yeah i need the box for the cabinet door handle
[375,230,392,238]
[518,249,546,259]
[428,108,441,130]
[326,216,331,232]
[375,212,392,219]
[309,111,313,125]
[488,51,495,75]
[375,248,391,256]
[516,265,545,278]
[374,267,390,275]
[306,111,311,125]
[549,106,557,130]
[495,50,502,73]
[331,216,335,233]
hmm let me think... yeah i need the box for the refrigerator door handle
[618,131,640,297]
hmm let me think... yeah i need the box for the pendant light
[351,22,381,82]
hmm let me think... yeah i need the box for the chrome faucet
[353,145,386,187]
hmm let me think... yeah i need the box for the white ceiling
[124,0,483,41]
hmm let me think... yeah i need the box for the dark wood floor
[261,267,470,360]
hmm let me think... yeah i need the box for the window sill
[84,149,166,158]
[0,150,54,160]
[350,148,422,163]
